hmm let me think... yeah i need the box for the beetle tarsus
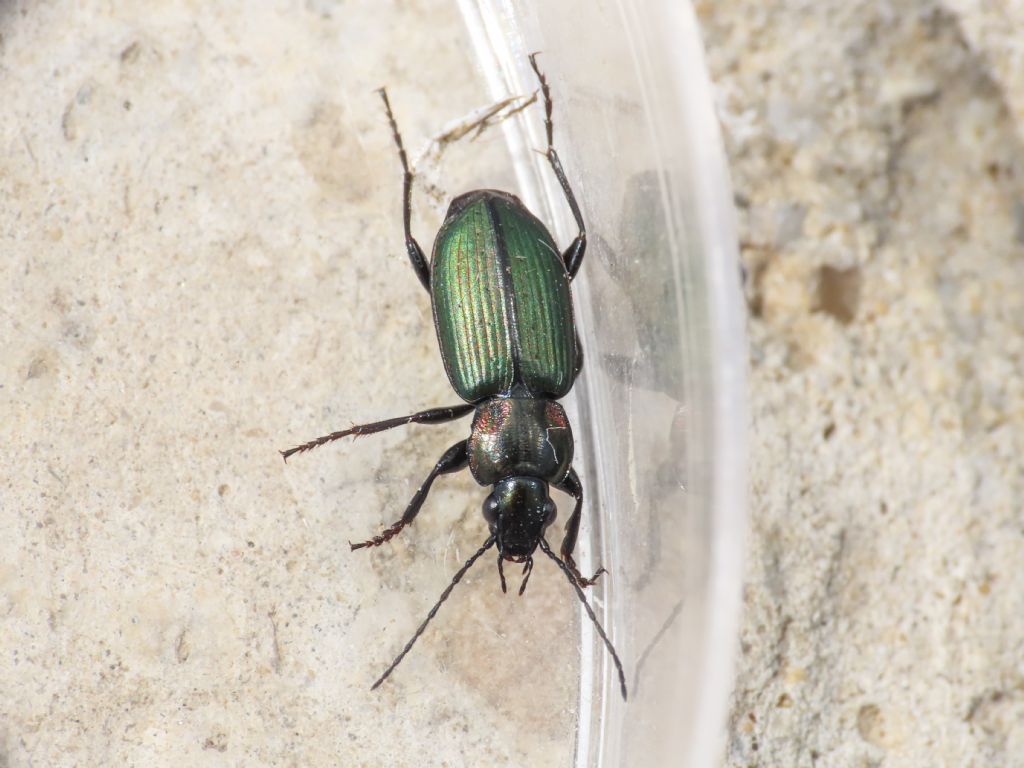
[528,52,554,147]
[351,439,469,552]
[566,555,606,589]
[350,520,407,551]
[279,404,474,461]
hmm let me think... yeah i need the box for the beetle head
[483,477,556,563]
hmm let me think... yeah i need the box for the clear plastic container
[456,2,749,766]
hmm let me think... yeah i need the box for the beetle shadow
[582,168,696,697]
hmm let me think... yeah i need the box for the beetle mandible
[282,55,626,700]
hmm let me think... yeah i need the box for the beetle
[282,55,626,700]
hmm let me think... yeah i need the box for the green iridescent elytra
[430,189,578,402]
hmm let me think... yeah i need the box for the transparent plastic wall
[456,1,748,766]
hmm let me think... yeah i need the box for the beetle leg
[378,88,431,291]
[553,467,607,588]
[351,439,469,550]
[573,331,584,382]
[529,53,587,281]
[280,403,474,461]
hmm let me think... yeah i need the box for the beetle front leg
[378,88,431,291]
[529,54,587,281]
[351,439,469,550]
[554,468,606,588]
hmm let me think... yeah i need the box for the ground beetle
[282,55,626,700]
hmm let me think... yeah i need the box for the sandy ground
[6,1,1022,767]
[1,2,577,766]
[700,1,1024,765]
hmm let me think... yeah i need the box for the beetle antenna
[538,539,628,701]
[517,556,534,596]
[371,535,496,691]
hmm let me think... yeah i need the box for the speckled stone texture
[700,1,1024,766]
[1,2,577,766]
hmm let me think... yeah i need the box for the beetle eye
[482,495,499,524]
[544,500,557,526]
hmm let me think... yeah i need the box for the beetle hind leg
[350,439,469,550]
[528,53,587,281]
[377,88,431,291]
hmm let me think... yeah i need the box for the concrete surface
[6,1,1024,766]
[700,1,1024,765]
[1,2,576,766]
